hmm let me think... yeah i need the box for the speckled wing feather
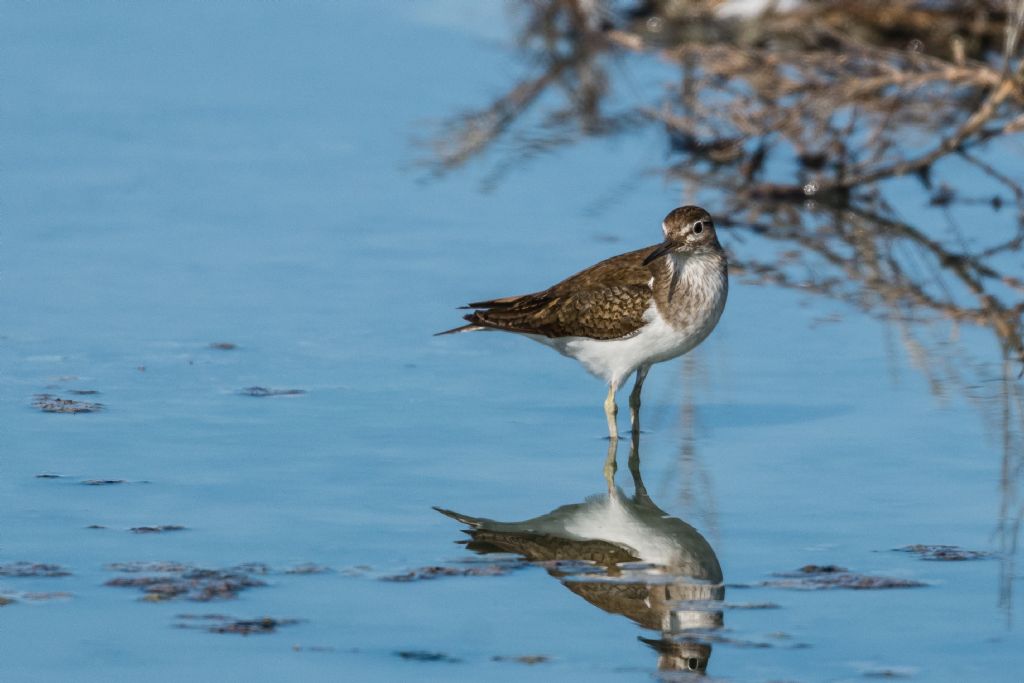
[461,247,657,340]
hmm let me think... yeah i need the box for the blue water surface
[2,2,1022,681]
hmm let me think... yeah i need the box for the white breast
[659,251,728,351]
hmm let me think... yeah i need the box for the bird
[438,205,727,438]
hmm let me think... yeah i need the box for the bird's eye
[693,221,704,234]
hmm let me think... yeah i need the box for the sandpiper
[438,206,728,438]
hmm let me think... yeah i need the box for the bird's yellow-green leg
[603,437,618,492]
[604,382,619,440]
[629,364,650,434]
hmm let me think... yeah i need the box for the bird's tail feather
[433,323,485,336]
[433,506,485,527]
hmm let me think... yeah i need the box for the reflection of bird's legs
[627,429,652,504]
[603,435,619,492]
[629,365,650,434]
[604,382,619,439]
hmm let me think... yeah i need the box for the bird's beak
[643,241,675,266]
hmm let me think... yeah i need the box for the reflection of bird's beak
[643,241,675,265]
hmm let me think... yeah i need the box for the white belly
[525,300,722,387]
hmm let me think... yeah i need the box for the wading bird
[439,206,727,438]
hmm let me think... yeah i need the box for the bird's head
[643,206,719,265]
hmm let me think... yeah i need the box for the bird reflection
[435,433,724,674]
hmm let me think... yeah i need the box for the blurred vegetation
[433,0,1023,201]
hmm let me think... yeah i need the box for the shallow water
[2,2,1022,681]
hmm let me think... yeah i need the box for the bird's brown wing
[546,246,655,295]
[464,284,652,339]
[450,246,660,340]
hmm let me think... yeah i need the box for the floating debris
[209,342,237,350]
[381,560,527,582]
[292,645,336,653]
[0,562,70,578]
[68,389,100,395]
[233,562,271,575]
[285,563,332,575]
[895,545,990,561]
[105,563,266,601]
[35,473,64,479]
[395,650,462,663]
[19,592,73,602]
[86,525,107,530]
[764,565,926,590]
[863,669,915,679]
[239,386,305,397]
[106,561,190,573]
[492,655,550,665]
[82,479,126,486]
[175,614,298,635]
[32,394,103,413]
[0,596,15,606]
[130,525,186,534]
[212,617,296,635]
[798,564,843,573]
[339,565,373,577]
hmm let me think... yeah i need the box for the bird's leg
[604,382,619,440]
[603,436,619,493]
[629,365,650,434]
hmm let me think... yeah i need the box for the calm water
[2,2,1022,681]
